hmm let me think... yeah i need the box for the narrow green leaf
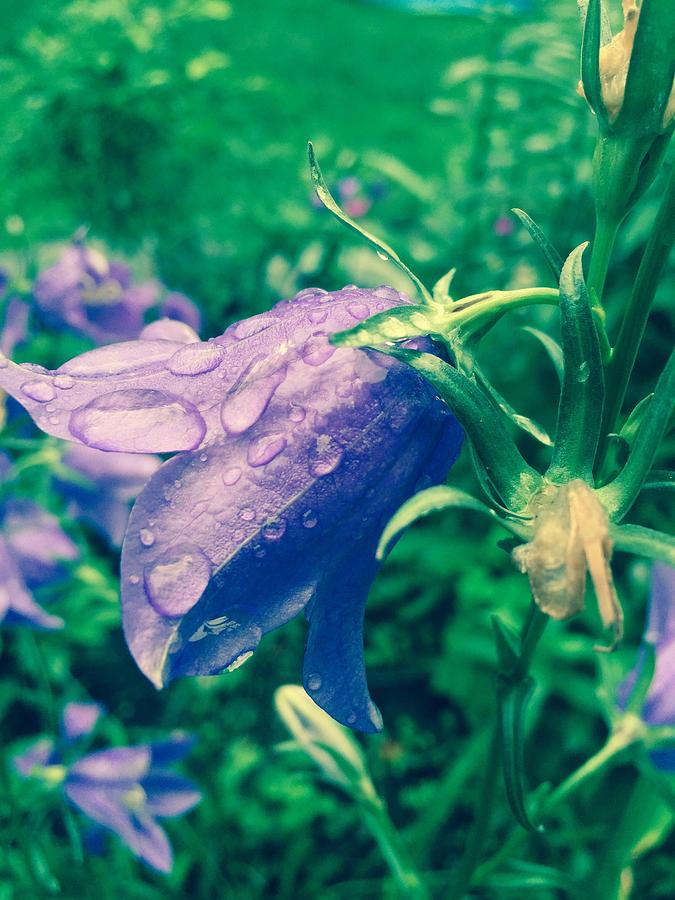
[581,0,609,129]
[307,142,431,303]
[522,327,564,384]
[377,485,524,560]
[611,524,675,567]
[546,243,605,484]
[642,470,675,491]
[432,267,457,304]
[511,209,563,281]
[474,364,552,447]
[598,350,675,520]
[498,675,542,833]
[491,615,522,676]
[387,348,543,511]
[331,305,441,348]
[617,0,675,136]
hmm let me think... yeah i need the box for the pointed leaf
[498,675,542,833]
[491,615,522,676]
[474,365,553,447]
[598,350,675,520]
[331,305,442,348]
[377,485,523,560]
[511,209,564,281]
[546,244,605,483]
[308,142,431,303]
[611,524,675,567]
[522,327,564,383]
[387,348,543,511]
[581,0,609,128]
[432,267,457,304]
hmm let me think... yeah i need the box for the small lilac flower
[0,286,463,730]
[0,490,78,629]
[15,725,201,873]
[33,243,159,345]
[620,564,675,770]
[57,445,162,547]
[62,702,105,742]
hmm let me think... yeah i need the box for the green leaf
[511,209,563,281]
[522,327,564,384]
[598,350,675,520]
[617,0,675,136]
[307,142,431,303]
[474,364,553,447]
[546,244,605,484]
[330,304,441,348]
[432,267,457,304]
[611,524,675,567]
[642,470,675,491]
[498,675,542,833]
[377,485,525,560]
[491,615,522,676]
[387,348,543,511]
[581,0,609,129]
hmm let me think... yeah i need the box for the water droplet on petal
[309,435,344,477]
[54,374,75,390]
[144,546,211,617]
[167,341,225,376]
[21,381,56,402]
[220,366,286,434]
[247,433,287,467]
[226,650,253,672]
[234,315,276,340]
[307,673,322,691]
[139,528,155,547]
[70,389,205,452]
[288,403,306,423]
[262,518,286,541]
[48,415,60,424]
[302,509,318,529]
[302,335,335,367]
[199,452,208,462]
[346,301,370,320]
[239,507,255,522]
[222,466,242,486]
[129,574,140,585]
[346,712,357,725]
[308,308,329,324]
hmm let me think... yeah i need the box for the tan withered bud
[577,0,675,129]
[513,480,623,649]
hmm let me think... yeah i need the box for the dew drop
[262,518,286,541]
[307,673,322,691]
[220,366,286,434]
[199,452,208,462]
[247,433,287,467]
[21,381,56,403]
[376,250,389,261]
[309,435,344,477]
[288,402,306,423]
[167,341,225,376]
[226,650,254,672]
[239,507,255,522]
[48,415,60,425]
[577,361,590,383]
[54,374,75,390]
[346,301,370,320]
[234,315,277,340]
[128,574,140,585]
[144,546,211,618]
[346,712,357,725]
[139,528,155,547]
[301,335,336,367]
[302,509,318,529]
[308,308,328,324]
[222,466,242,486]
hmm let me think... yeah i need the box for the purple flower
[62,702,105,742]
[1,297,30,357]
[33,243,159,345]
[158,293,202,335]
[0,285,462,730]
[0,489,78,630]
[57,445,162,547]
[621,564,675,770]
[14,725,201,873]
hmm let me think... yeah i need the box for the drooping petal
[61,702,105,743]
[121,309,462,729]
[68,747,151,784]
[644,563,675,646]
[0,536,64,630]
[143,772,202,818]
[2,499,78,586]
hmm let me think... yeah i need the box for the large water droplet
[262,518,286,541]
[144,546,211,617]
[308,308,329,324]
[139,528,155,547]
[53,374,75,391]
[60,341,178,376]
[247,433,287,467]
[301,335,336,367]
[307,673,322,691]
[220,365,286,434]
[234,315,277,340]
[376,250,389,261]
[288,403,306,423]
[346,301,370,321]
[70,390,205,452]
[222,466,242,486]
[309,435,344,476]
[21,381,56,403]
[167,342,225,376]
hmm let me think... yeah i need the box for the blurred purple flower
[312,176,375,220]
[158,292,202,335]
[620,564,675,770]
[0,484,78,629]
[0,285,463,731]
[15,725,201,873]
[57,445,162,547]
[493,216,515,237]
[1,297,30,358]
[62,701,105,742]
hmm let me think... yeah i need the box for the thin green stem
[598,163,675,468]
[360,800,430,900]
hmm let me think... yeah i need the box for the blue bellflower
[0,286,463,731]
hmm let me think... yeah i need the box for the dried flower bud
[513,480,623,648]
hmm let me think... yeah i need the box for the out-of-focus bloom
[56,445,162,547]
[620,564,675,770]
[0,297,30,357]
[0,286,463,731]
[158,292,202,335]
[14,720,201,873]
[493,216,515,237]
[312,176,376,220]
[0,484,78,629]
[33,242,159,345]
[62,701,105,742]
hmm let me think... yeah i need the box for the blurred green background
[0,0,673,897]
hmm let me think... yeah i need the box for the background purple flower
[158,292,202,335]
[620,564,675,770]
[62,701,105,742]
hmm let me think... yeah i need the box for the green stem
[598,163,675,467]
[587,214,619,309]
[454,288,559,333]
[360,800,430,900]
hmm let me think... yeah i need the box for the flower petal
[2,499,78,586]
[69,746,151,783]
[61,702,105,743]
[143,772,202,818]
[0,536,64,630]
[13,737,56,776]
